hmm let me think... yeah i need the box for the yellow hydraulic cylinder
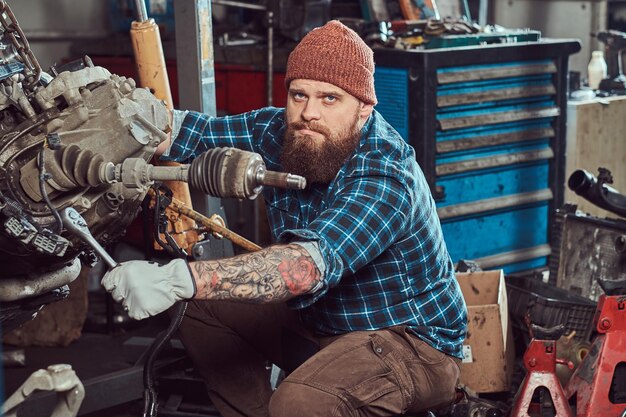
[130,13,200,252]
[130,18,174,107]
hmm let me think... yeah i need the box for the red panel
[215,68,227,111]
[216,64,286,115]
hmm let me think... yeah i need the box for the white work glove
[101,259,196,320]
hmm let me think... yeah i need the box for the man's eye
[325,95,337,102]
[293,93,306,100]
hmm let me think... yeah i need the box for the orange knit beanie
[285,20,377,105]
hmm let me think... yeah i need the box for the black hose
[568,169,626,218]
[37,148,63,234]
[143,185,190,417]
[152,189,177,258]
[142,301,188,417]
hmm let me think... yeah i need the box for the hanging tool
[130,0,200,252]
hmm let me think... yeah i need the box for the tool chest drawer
[373,40,580,272]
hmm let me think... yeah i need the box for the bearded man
[102,20,468,417]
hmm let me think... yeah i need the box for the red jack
[565,279,626,417]
[510,324,574,417]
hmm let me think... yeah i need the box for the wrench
[60,207,118,269]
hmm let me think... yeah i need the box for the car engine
[0,1,307,333]
[0,1,169,331]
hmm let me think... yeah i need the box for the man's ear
[359,103,374,121]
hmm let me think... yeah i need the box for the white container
[587,50,608,90]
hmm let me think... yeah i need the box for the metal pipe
[257,170,306,191]
[0,258,81,302]
[478,0,488,27]
[171,199,262,252]
[568,169,626,218]
[148,165,190,182]
[212,0,267,11]
[153,190,262,252]
[134,0,149,22]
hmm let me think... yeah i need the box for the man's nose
[301,100,321,121]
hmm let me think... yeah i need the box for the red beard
[280,117,361,185]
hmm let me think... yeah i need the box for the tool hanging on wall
[130,0,200,253]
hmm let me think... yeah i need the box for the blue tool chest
[373,40,581,273]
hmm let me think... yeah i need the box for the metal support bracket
[1,364,85,417]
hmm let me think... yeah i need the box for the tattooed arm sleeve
[188,243,323,303]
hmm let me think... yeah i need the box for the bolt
[615,235,626,254]
[192,244,204,259]
[600,318,611,330]
[79,197,91,209]
[119,82,132,94]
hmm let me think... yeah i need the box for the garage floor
[2,301,217,417]
[4,333,142,416]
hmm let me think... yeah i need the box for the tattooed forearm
[189,244,322,303]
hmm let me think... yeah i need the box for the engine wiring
[37,134,63,234]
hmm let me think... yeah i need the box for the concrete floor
[2,307,217,417]
[3,331,144,416]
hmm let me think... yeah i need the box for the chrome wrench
[60,207,118,269]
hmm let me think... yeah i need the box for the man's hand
[101,259,196,320]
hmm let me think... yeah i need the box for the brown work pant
[177,300,460,417]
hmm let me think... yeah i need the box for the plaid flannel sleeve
[278,174,412,307]
[160,110,261,164]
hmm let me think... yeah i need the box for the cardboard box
[456,270,515,393]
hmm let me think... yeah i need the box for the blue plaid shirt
[163,108,467,358]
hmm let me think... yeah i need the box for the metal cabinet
[373,40,581,272]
